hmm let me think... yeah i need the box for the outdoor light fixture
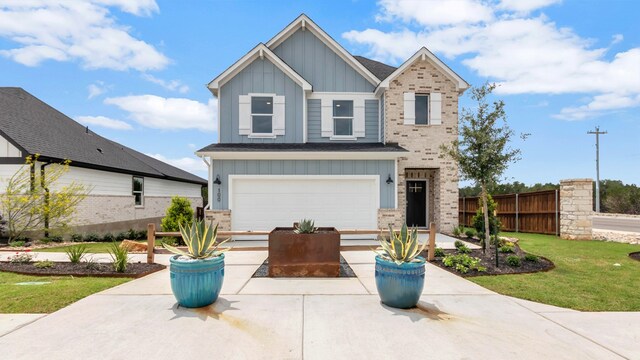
[213,175,221,185]
[386,174,393,184]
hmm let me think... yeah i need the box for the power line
[587,126,607,212]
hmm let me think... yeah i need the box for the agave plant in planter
[163,220,230,308]
[375,223,428,309]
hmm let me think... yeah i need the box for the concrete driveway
[0,250,638,359]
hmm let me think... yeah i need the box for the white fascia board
[266,14,381,87]
[196,151,405,161]
[207,43,312,96]
[376,47,470,94]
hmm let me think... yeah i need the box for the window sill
[135,205,145,209]
[330,136,357,141]
[248,134,277,139]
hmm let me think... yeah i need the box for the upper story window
[415,94,429,125]
[333,100,353,136]
[251,96,273,134]
[132,176,144,206]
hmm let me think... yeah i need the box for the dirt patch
[0,261,165,278]
[629,252,640,262]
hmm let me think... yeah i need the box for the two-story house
[197,14,469,234]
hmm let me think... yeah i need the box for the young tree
[442,83,524,254]
[0,155,90,241]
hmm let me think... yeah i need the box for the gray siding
[219,58,304,143]
[211,159,395,209]
[307,99,379,142]
[272,29,375,92]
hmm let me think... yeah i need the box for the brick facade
[382,59,460,232]
[204,210,232,231]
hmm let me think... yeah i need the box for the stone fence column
[560,179,593,240]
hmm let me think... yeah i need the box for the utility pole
[587,126,607,212]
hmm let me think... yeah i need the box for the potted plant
[163,220,229,308]
[268,219,340,277]
[375,223,427,309]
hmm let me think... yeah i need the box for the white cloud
[554,93,640,120]
[104,95,217,132]
[142,74,189,93]
[376,0,493,26]
[87,81,109,99]
[187,143,196,149]
[344,0,640,120]
[146,153,207,175]
[0,1,168,71]
[75,115,133,130]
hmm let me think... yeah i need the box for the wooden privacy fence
[459,190,560,235]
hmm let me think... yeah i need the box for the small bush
[464,229,475,238]
[71,233,83,242]
[102,232,115,242]
[38,238,52,245]
[9,252,33,263]
[434,247,446,257]
[454,240,464,249]
[47,235,64,243]
[454,240,471,254]
[85,258,100,270]
[85,233,100,242]
[499,245,515,253]
[159,237,177,247]
[126,229,137,240]
[506,255,521,267]
[524,254,539,262]
[442,254,486,274]
[135,229,147,240]
[451,226,462,237]
[115,232,127,241]
[9,240,26,247]
[34,260,54,269]
[65,244,88,263]
[108,242,129,273]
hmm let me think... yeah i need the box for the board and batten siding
[210,159,395,210]
[272,29,375,93]
[307,99,379,142]
[0,134,21,157]
[380,93,385,142]
[0,164,23,192]
[219,58,304,143]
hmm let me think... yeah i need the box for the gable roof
[207,43,312,96]
[377,47,470,94]
[0,87,206,185]
[353,56,397,81]
[266,14,381,87]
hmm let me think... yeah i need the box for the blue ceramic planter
[169,254,225,308]
[375,255,425,309]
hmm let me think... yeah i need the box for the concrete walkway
[0,250,638,359]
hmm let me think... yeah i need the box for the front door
[406,180,427,227]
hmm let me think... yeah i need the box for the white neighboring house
[0,87,206,234]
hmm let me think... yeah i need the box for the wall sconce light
[213,175,221,185]
[386,174,394,184]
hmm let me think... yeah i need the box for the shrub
[524,254,539,262]
[451,225,462,237]
[9,240,26,247]
[506,255,521,267]
[499,245,515,253]
[71,233,83,242]
[454,240,471,254]
[102,232,115,242]
[434,247,446,257]
[135,230,147,240]
[454,240,464,249]
[84,233,100,242]
[115,232,127,241]
[9,252,33,263]
[108,242,129,272]
[472,194,501,241]
[159,237,177,247]
[85,258,100,270]
[34,260,54,269]
[442,254,486,274]
[47,235,64,243]
[38,238,52,245]
[65,244,88,263]
[126,228,137,240]
[161,196,194,235]
[465,229,476,238]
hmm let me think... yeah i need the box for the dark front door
[406,181,427,227]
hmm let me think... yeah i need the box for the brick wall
[204,210,232,231]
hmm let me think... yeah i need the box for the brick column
[560,179,593,240]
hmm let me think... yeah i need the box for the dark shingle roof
[0,87,206,185]
[354,56,397,81]
[197,142,407,152]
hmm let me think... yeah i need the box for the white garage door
[230,176,379,232]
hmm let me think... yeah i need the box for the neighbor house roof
[0,87,206,185]
[197,142,407,153]
[353,56,397,81]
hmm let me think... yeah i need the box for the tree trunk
[481,184,490,255]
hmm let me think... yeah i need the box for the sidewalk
[0,250,637,359]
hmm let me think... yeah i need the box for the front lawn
[38,241,145,253]
[470,232,640,311]
[0,271,129,313]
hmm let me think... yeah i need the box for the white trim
[394,158,398,209]
[217,88,221,143]
[248,93,276,137]
[228,174,380,212]
[308,92,377,101]
[405,178,430,228]
[302,89,308,143]
[266,14,380,86]
[248,134,276,139]
[197,151,405,161]
[329,136,357,141]
[376,47,469,93]
[207,156,214,207]
[208,44,312,96]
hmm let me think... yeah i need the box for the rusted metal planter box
[268,227,340,277]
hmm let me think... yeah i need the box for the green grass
[0,271,129,313]
[39,241,143,253]
[469,232,640,311]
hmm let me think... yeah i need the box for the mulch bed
[252,255,356,278]
[629,252,640,262]
[0,261,165,278]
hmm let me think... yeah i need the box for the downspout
[199,155,212,210]
[40,161,51,237]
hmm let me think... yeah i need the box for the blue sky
[1,0,638,185]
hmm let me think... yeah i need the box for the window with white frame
[251,96,273,134]
[333,100,353,136]
[132,176,144,206]
[415,94,429,125]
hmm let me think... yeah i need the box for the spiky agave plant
[294,219,317,234]
[376,223,427,265]
[163,220,230,259]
